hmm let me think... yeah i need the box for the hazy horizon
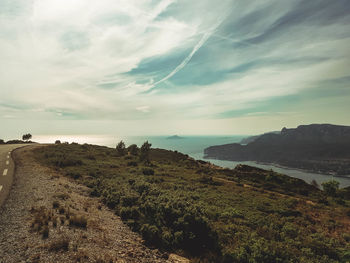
[1,0,350,136]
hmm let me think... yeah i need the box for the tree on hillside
[22,133,32,141]
[140,141,152,162]
[116,140,126,156]
[128,144,138,155]
[321,180,339,197]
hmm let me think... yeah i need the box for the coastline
[203,156,350,178]
[254,160,350,179]
[202,156,350,188]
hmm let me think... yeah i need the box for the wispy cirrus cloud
[0,0,350,135]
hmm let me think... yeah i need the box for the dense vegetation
[34,143,350,262]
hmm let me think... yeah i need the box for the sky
[0,0,350,138]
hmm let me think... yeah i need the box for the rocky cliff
[204,124,350,175]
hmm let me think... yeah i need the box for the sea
[34,134,350,188]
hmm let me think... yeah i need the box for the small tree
[321,180,339,197]
[22,133,32,141]
[128,144,138,155]
[0,139,4,144]
[140,141,152,162]
[116,140,126,156]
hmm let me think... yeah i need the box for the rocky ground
[0,146,189,263]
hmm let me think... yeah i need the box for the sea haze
[34,134,350,188]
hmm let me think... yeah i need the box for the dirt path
[0,146,188,263]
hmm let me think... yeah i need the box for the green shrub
[66,171,81,179]
[52,200,60,209]
[69,215,87,228]
[42,226,49,239]
[142,168,154,176]
[128,144,139,155]
[116,140,126,156]
[140,141,152,162]
[127,161,138,167]
[141,224,160,245]
[322,180,339,197]
[49,236,70,252]
[120,194,139,207]
[220,208,244,219]
[120,206,140,220]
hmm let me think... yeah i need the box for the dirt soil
[0,146,189,263]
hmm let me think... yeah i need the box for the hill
[239,131,280,145]
[205,124,350,175]
[32,142,350,262]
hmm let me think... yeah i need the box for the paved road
[0,144,29,207]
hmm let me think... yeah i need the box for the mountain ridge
[204,124,350,175]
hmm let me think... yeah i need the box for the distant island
[166,135,184,139]
[204,124,350,175]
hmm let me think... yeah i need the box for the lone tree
[321,180,339,197]
[140,141,152,162]
[116,140,126,156]
[22,133,32,142]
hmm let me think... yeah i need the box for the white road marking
[0,185,2,192]
[6,160,9,165]
[3,169,8,176]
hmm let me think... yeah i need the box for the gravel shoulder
[0,145,188,263]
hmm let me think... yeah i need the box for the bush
[322,180,339,197]
[69,215,87,228]
[128,144,139,155]
[66,171,81,179]
[0,139,4,144]
[116,140,126,156]
[52,200,60,209]
[42,226,49,239]
[54,157,83,168]
[120,194,139,207]
[142,168,154,176]
[49,236,70,252]
[120,206,140,220]
[127,161,138,167]
[141,224,160,245]
[140,141,152,162]
[55,140,61,144]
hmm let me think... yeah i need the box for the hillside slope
[32,143,350,263]
[205,124,350,175]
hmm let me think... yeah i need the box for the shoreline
[203,156,350,181]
